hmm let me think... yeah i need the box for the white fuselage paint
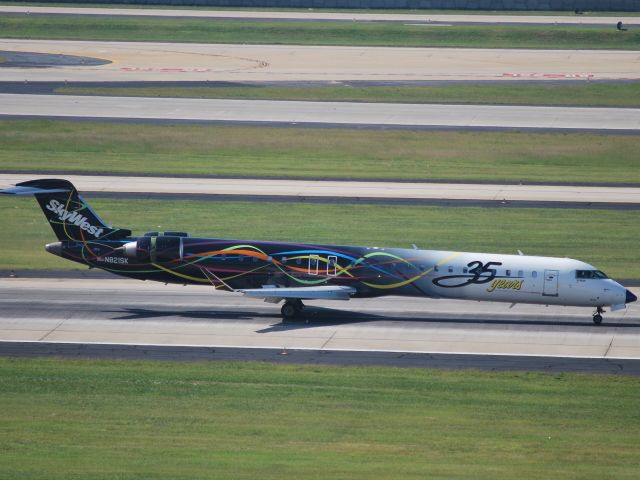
[397,250,627,309]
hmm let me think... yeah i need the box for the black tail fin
[1,179,131,241]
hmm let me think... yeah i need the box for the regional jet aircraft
[2,179,636,324]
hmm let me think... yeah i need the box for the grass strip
[1,15,639,49]
[2,197,638,278]
[1,120,638,184]
[0,357,639,479]
[56,82,640,107]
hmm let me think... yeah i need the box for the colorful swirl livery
[2,179,636,323]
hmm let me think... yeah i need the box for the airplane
[1,178,636,324]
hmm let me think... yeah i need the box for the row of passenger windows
[214,255,302,265]
[432,266,531,277]
[431,267,608,280]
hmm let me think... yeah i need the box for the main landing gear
[281,299,304,320]
[592,306,605,325]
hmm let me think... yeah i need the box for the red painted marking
[121,67,213,73]
[503,72,594,80]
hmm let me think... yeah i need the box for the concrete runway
[1,40,638,82]
[2,93,639,131]
[2,173,640,206]
[1,278,638,370]
[2,6,638,26]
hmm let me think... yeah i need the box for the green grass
[2,197,639,278]
[2,120,639,184]
[1,15,639,49]
[0,357,639,479]
[56,82,640,107]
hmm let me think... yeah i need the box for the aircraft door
[543,269,559,296]
[308,255,319,275]
[327,256,338,276]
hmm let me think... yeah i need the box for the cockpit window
[576,270,608,279]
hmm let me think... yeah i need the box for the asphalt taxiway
[1,278,638,373]
[2,342,638,375]
[1,94,639,131]
[2,173,639,206]
[2,6,639,26]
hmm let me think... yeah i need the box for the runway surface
[1,40,638,82]
[2,6,638,26]
[2,94,639,131]
[2,173,639,206]
[1,278,638,372]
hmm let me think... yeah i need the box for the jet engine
[123,235,183,263]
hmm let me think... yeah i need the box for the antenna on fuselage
[517,250,524,256]
[412,244,418,250]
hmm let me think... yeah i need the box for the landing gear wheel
[281,299,304,320]
[592,306,604,325]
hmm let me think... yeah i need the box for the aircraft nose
[626,289,638,304]
[45,242,62,256]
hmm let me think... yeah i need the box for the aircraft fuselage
[48,235,629,309]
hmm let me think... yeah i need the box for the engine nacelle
[123,236,183,263]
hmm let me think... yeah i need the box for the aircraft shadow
[105,306,639,332]
[107,308,271,321]
[257,306,640,332]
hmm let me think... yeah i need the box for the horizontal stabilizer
[240,285,357,301]
[1,185,70,196]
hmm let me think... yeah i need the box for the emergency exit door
[543,269,559,296]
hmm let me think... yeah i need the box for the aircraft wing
[239,285,357,302]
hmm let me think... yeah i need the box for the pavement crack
[320,330,337,350]
[37,318,67,342]
[603,334,616,358]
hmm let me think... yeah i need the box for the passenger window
[518,270,523,277]
[448,266,453,273]
[221,254,226,261]
[532,271,537,278]
[282,257,287,264]
[506,269,511,277]
[434,266,439,272]
[463,267,468,274]
[296,258,302,265]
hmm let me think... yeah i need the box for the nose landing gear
[281,299,304,320]
[592,306,605,325]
